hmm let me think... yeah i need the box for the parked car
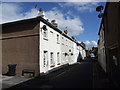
[89,53,95,60]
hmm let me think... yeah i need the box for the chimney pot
[51,20,58,27]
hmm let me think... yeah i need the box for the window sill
[50,65,55,68]
[43,38,48,41]
[57,63,61,65]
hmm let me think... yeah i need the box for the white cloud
[1,3,38,24]
[84,40,97,48]
[85,40,91,45]
[59,2,99,13]
[60,0,106,2]
[91,41,97,46]
[2,0,107,2]
[45,9,84,36]
[0,3,2,23]
[1,3,84,36]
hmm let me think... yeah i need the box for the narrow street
[5,59,117,89]
[42,60,93,88]
[1,2,120,89]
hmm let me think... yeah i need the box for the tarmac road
[44,61,93,88]
[5,59,117,89]
[6,59,93,89]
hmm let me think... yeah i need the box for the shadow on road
[3,58,119,89]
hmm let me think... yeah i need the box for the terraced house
[1,10,86,77]
[98,2,120,86]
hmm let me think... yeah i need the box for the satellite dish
[98,13,103,18]
[43,25,47,30]
[96,5,104,12]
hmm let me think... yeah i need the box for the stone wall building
[1,16,86,76]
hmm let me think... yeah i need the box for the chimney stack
[38,8,45,18]
[51,20,58,27]
[64,30,68,35]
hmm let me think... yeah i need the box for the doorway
[43,51,48,73]
[109,47,120,84]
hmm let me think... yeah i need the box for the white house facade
[39,21,62,73]
[98,23,106,72]
[39,17,86,74]
[1,12,86,76]
[61,33,75,65]
[81,48,86,60]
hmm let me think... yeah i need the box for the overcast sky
[0,0,106,48]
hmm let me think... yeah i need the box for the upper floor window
[57,34,60,44]
[43,51,48,67]
[50,31,53,34]
[50,31,54,39]
[42,25,48,39]
[43,30,47,37]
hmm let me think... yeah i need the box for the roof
[62,33,75,42]
[2,16,78,43]
[2,16,62,34]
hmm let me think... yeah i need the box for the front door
[43,51,48,73]
[109,47,120,84]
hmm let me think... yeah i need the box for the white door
[43,51,48,73]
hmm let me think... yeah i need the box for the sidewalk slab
[5,63,79,89]
[2,75,33,89]
[93,62,117,88]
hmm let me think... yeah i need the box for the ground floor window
[43,51,48,67]
[50,52,54,65]
[57,52,60,64]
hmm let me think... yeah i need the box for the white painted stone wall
[73,43,79,63]
[61,35,75,65]
[98,26,106,72]
[39,21,61,73]
[39,20,86,74]
[82,49,86,60]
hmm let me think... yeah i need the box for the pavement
[1,59,119,89]
[1,63,76,89]
[1,75,33,90]
[92,60,118,88]
[5,61,92,89]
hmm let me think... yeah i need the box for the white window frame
[43,51,48,67]
[42,25,48,40]
[57,52,60,63]
[50,52,54,65]
[57,34,60,44]
[43,30,48,39]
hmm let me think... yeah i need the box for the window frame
[43,51,48,67]
[57,52,60,64]
[57,34,60,44]
[42,25,48,40]
[50,52,54,65]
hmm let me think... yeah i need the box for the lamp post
[96,5,104,18]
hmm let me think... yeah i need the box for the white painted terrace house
[39,16,86,74]
[1,9,86,76]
